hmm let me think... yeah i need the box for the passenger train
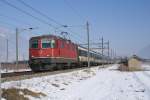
[29,35,111,72]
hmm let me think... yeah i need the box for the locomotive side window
[51,39,55,48]
[42,39,55,48]
[30,39,38,48]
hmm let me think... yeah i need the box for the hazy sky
[0,0,150,61]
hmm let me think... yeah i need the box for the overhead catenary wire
[0,15,51,38]
[66,29,83,41]
[0,0,57,29]
[0,0,85,43]
[63,0,89,44]
[0,14,32,27]
[0,20,17,28]
[17,0,63,26]
[0,20,36,37]
[63,0,86,21]
[17,0,86,43]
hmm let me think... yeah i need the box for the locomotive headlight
[47,55,50,56]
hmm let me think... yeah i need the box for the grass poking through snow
[2,88,46,100]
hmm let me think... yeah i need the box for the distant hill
[138,44,150,59]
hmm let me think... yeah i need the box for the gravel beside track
[2,65,109,82]
[2,71,34,78]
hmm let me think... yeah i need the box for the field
[2,64,150,100]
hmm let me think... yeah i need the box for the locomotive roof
[30,34,61,39]
[30,34,74,43]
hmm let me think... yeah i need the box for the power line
[86,21,90,67]
[66,28,85,42]
[0,14,31,26]
[0,0,86,44]
[63,0,86,21]
[17,0,63,26]
[17,0,85,42]
[63,0,88,42]
[0,0,57,29]
[64,25,85,28]
[0,20,16,28]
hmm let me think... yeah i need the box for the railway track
[2,65,109,82]
[2,71,34,78]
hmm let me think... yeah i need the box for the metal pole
[0,35,4,99]
[108,41,109,57]
[107,40,109,64]
[114,50,116,63]
[15,27,36,68]
[110,49,112,59]
[114,49,116,59]
[86,21,90,67]
[102,37,103,56]
[16,28,22,87]
[5,39,8,72]
[16,28,19,70]
[101,37,104,66]
[113,49,114,59]
[111,49,113,59]
[6,39,8,62]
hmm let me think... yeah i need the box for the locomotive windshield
[42,38,55,48]
[30,39,38,48]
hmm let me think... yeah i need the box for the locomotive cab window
[30,39,38,48]
[42,38,55,48]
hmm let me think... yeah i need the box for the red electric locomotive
[29,35,78,71]
[29,34,112,72]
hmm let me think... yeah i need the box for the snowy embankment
[1,68,31,73]
[141,63,150,70]
[2,64,150,100]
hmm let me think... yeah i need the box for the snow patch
[2,65,150,100]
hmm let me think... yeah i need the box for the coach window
[82,51,87,57]
[30,39,38,48]
[42,39,55,48]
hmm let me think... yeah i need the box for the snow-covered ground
[141,63,150,70]
[2,64,150,100]
[1,68,31,73]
